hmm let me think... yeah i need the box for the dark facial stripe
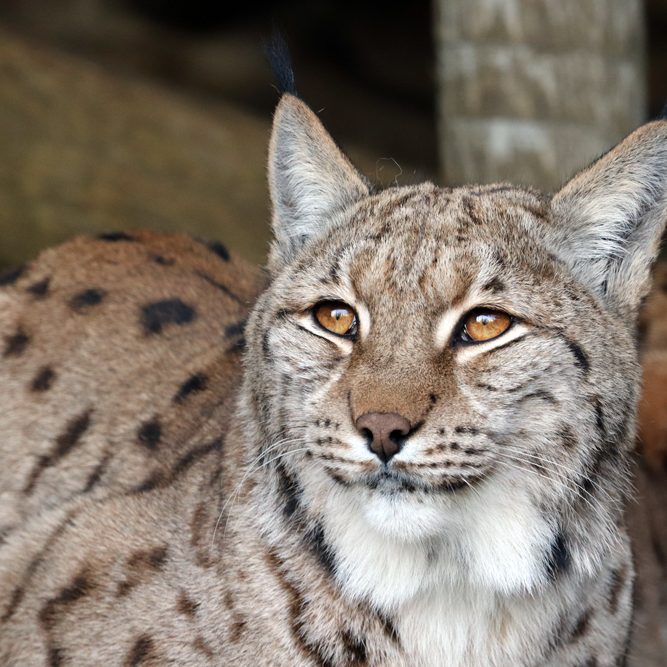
[3,329,30,358]
[141,299,197,335]
[545,531,570,581]
[593,398,606,438]
[305,523,336,578]
[516,390,558,405]
[482,277,505,294]
[69,288,107,312]
[562,336,590,374]
[24,409,93,493]
[276,461,302,520]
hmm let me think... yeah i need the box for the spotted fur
[1,96,666,666]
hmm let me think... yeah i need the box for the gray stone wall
[435,0,647,190]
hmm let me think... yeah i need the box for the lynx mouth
[362,468,477,494]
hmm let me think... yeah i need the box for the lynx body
[1,96,666,666]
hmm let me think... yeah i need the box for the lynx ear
[268,95,369,268]
[550,121,667,315]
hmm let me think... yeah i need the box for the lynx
[1,94,666,666]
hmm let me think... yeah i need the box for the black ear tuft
[264,30,297,97]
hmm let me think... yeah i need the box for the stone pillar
[435,0,647,190]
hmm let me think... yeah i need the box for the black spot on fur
[31,366,55,392]
[377,611,401,644]
[97,231,135,242]
[69,288,106,312]
[571,609,591,640]
[173,373,208,403]
[225,320,246,338]
[150,253,175,266]
[126,634,155,666]
[48,647,64,667]
[172,439,223,477]
[546,531,570,581]
[341,630,368,664]
[23,410,93,493]
[0,264,26,286]
[141,298,197,335]
[82,453,111,493]
[132,471,165,494]
[27,277,50,298]
[193,270,244,304]
[3,329,30,358]
[205,240,230,262]
[54,410,93,460]
[40,572,94,629]
[137,418,162,451]
[177,591,199,617]
[1,586,25,624]
[225,336,246,354]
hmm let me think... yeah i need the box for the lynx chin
[1,94,666,666]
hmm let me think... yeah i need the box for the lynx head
[242,95,667,601]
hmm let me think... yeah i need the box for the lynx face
[244,96,665,604]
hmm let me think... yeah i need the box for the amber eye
[313,301,358,338]
[460,309,512,343]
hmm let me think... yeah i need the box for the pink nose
[355,412,411,463]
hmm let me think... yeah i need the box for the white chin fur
[320,470,556,610]
[361,490,451,541]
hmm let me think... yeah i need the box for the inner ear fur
[550,120,667,316]
[267,94,369,271]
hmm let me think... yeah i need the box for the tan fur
[0,96,666,666]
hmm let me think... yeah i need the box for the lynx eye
[313,301,358,338]
[460,309,512,343]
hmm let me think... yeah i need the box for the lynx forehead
[0,92,665,666]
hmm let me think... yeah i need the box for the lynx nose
[356,412,411,463]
